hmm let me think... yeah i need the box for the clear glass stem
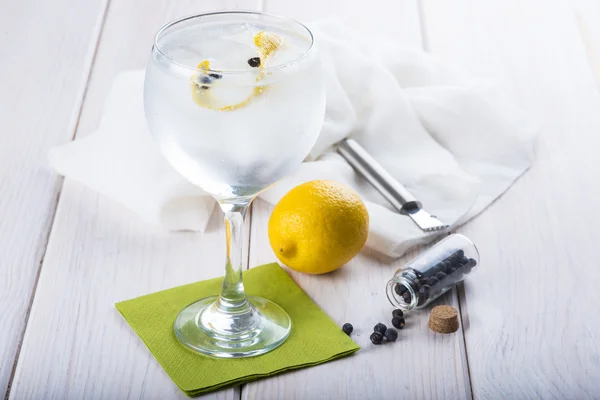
[173,199,292,357]
[215,202,251,314]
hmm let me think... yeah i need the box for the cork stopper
[428,305,459,333]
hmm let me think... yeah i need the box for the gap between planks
[456,282,474,400]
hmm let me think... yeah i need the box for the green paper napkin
[116,263,359,397]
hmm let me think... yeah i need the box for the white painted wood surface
[570,0,600,86]
[0,0,108,394]
[421,0,600,397]
[2,0,600,398]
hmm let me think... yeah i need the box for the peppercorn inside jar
[386,234,480,311]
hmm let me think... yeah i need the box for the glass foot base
[174,295,291,358]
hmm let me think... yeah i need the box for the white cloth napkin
[49,20,538,258]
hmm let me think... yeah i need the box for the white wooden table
[2,0,600,398]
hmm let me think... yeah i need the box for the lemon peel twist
[190,31,282,111]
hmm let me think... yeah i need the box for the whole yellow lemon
[268,180,369,274]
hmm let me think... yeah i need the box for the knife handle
[337,139,421,214]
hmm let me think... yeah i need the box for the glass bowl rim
[152,10,315,74]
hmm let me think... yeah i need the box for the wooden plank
[0,0,109,395]
[243,2,472,398]
[9,0,259,399]
[11,185,233,400]
[420,0,600,397]
[246,201,471,400]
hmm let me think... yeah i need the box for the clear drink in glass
[144,11,325,358]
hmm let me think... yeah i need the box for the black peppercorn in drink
[386,234,480,311]
[144,13,326,202]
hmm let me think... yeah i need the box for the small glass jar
[386,234,480,311]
